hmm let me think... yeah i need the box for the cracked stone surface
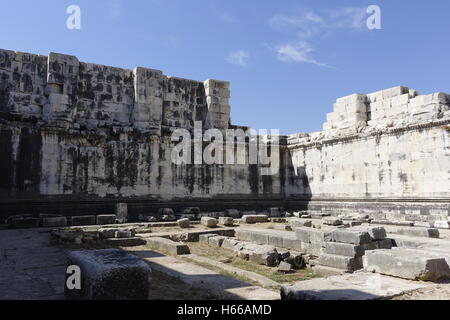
[0,229,66,300]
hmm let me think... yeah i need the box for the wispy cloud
[269,6,368,38]
[269,11,323,29]
[329,7,367,30]
[274,41,332,68]
[226,50,251,67]
[267,6,368,68]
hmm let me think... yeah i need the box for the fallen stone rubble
[201,234,307,269]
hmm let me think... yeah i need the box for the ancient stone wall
[287,86,450,218]
[0,49,448,218]
[0,49,305,216]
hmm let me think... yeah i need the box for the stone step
[281,272,429,300]
[318,253,363,272]
[396,227,440,239]
[363,248,450,281]
[146,237,190,255]
[312,265,347,277]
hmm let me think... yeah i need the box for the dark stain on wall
[15,128,42,193]
[0,130,13,192]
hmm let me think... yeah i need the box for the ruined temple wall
[287,87,450,217]
[0,49,230,134]
[287,123,449,199]
[0,124,301,202]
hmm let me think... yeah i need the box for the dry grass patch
[188,242,319,285]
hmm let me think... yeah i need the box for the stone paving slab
[0,229,67,300]
[132,250,280,300]
[281,272,430,300]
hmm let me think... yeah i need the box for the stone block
[274,224,291,231]
[331,229,372,245]
[201,217,218,228]
[309,229,332,247]
[248,245,279,267]
[312,265,346,277]
[115,230,135,239]
[209,236,227,247]
[115,203,128,223]
[103,238,147,247]
[353,226,387,240]
[278,261,292,273]
[177,218,190,229]
[322,217,343,226]
[162,215,176,222]
[41,216,68,228]
[364,248,450,281]
[96,215,116,225]
[218,217,234,226]
[434,221,450,229]
[371,220,414,227]
[147,237,190,255]
[284,252,306,270]
[376,239,394,250]
[282,236,303,252]
[8,216,40,229]
[268,234,284,247]
[182,207,200,215]
[222,238,240,250]
[65,249,151,300]
[71,216,96,226]
[225,209,241,218]
[99,228,119,239]
[295,227,311,243]
[397,227,440,239]
[289,219,313,229]
[159,208,175,215]
[241,215,269,224]
[325,242,365,258]
[199,234,218,244]
[318,254,363,272]
[268,207,283,217]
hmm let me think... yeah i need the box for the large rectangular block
[325,242,365,258]
[318,254,363,272]
[295,227,311,243]
[65,249,151,300]
[70,216,96,226]
[331,230,372,245]
[309,229,333,247]
[8,216,40,229]
[282,236,303,252]
[96,215,116,225]
[241,215,269,224]
[397,227,440,239]
[41,216,68,228]
[364,248,450,281]
[147,237,190,255]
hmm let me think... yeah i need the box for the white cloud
[329,7,367,30]
[269,11,323,29]
[275,41,332,68]
[226,50,251,67]
[269,6,368,38]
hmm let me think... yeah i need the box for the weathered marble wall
[0,49,448,218]
[0,49,305,216]
[287,86,450,217]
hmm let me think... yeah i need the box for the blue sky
[1,0,449,134]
